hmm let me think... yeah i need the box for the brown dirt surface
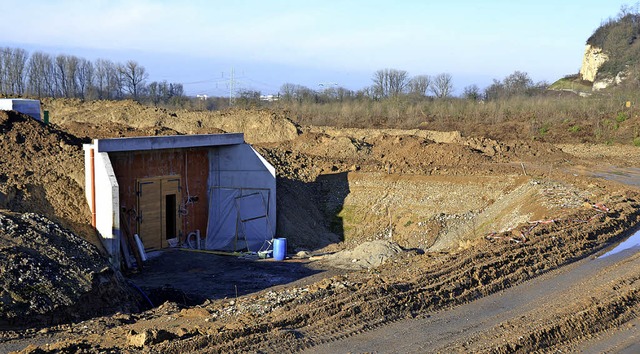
[0,99,640,353]
[0,110,97,244]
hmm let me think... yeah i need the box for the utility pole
[229,67,236,106]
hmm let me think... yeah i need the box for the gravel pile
[0,211,137,328]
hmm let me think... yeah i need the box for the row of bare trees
[0,46,185,105]
[276,69,456,105]
[371,69,454,99]
[276,68,549,106]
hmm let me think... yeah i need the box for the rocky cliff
[579,44,608,82]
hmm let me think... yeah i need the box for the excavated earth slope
[0,111,139,331]
[0,100,639,353]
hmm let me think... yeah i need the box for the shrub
[539,123,551,136]
[616,111,629,123]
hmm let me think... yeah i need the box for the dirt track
[1,99,640,353]
[308,238,640,353]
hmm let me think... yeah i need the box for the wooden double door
[137,176,181,250]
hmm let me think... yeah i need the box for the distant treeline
[1,45,551,111]
[0,46,188,107]
[272,69,549,104]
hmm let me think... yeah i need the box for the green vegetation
[548,75,593,92]
[587,5,640,81]
[538,122,551,136]
[569,125,581,133]
[616,111,629,122]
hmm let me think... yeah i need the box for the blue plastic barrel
[273,238,287,261]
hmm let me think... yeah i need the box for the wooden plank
[120,210,143,271]
[138,179,162,250]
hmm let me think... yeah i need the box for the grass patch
[335,205,357,237]
[616,112,629,123]
[538,123,551,136]
[548,77,593,92]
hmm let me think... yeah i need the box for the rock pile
[0,212,137,328]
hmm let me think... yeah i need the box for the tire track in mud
[149,197,640,353]
[446,253,640,353]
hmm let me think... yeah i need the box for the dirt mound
[0,211,137,328]
[0,110,98,245]
[321,240,404,270]
[44,99,300,144]
[61,121,184,140]
[254,123,606,254]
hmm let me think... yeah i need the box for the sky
[0,0,636,96]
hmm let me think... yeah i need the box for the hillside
[580,8,640,89]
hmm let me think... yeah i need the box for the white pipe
[187,230,201,249]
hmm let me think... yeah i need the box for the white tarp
[206,188,272,251]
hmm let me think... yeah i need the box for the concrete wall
[0,99,41,120]
[83,145,120,266]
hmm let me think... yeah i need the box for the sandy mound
[322,240,404,270]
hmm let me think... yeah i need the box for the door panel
[137,176,181,250]
[161,178,181,248]
[137,180,162,250]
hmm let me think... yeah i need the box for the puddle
[591,167,640,187]
[569,166,640,187]
[599,229,640,258]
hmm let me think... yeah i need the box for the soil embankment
[0,99,639,353]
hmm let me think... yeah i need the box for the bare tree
[76,58,94,99]
[0,48,5,94]
[147,81,161,106]
[430,73,454,98]
[462,84,481,101]
[118,60,148,100]
[279,83,314,102]
[372,68,409,98]
[484,71,543,100]
[94,59,121,99]
[9,48,28,95]
[484,79,504,100]
[335,86,353,101]
[280,83,296,101]
[503,71,533,96]
[0,48,28,95]
[407,75,431,97]
[53,55,67,97]
[27,51,54,98]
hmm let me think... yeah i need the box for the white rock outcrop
[579,44,608,82]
